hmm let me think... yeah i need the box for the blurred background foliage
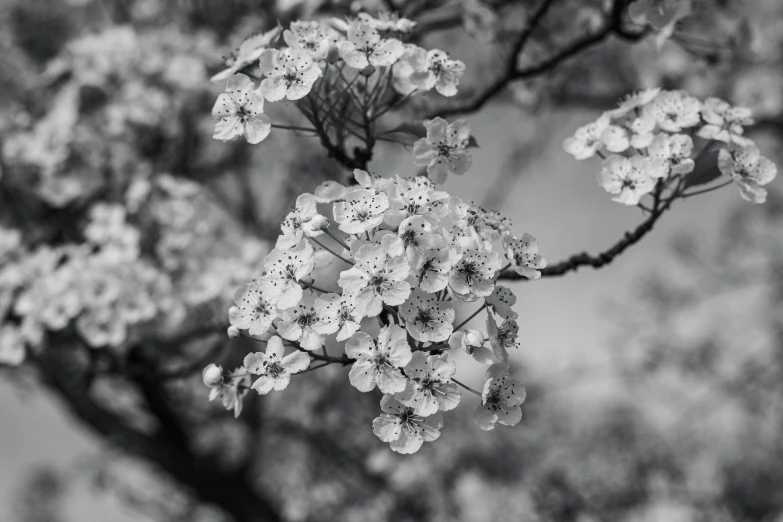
[1,0,783,521]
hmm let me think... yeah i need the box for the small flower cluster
[210,12,466,146]
[0,204,172,365]
[207,156,543,453]
[563,89,777,204]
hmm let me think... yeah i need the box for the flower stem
[452,378,482,397]
[453,302,488,331]
[310,237,354,265]
[680,179,733,199]
[324,228,350,251]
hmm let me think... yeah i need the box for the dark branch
[430,0,648,119]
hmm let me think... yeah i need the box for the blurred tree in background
[1,0,783,521]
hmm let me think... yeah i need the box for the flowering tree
[200,9,778,455]
[1,0,782,520]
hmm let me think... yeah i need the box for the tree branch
[430,0,648,119]
[499,184,676,281]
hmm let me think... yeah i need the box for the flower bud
[227,326,240,338]
[326,43,340,64]
[202,363,223,388]
[309,215,330,232]
[360,65,376,77]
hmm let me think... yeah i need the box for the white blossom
[413,118,472,183]
[449,329,494,364]
[563,113,610,160]
[396,352,460,415]
[276,291,335,351]
[333,189,389,234]
[598,154,666,206]
[244,336,311,394]
[394,46,465,96]
[507,233,546,279]
[372,395,443,454]
[449,245,500,298]
[283,21,336,61]
[644,90,702,133]
[408,244,460,293]
[718,145,778,204]
[258,48,322,101]
[486,313,519,364]
[485,286,518,321]
[698,97,754,145]
[277,193,328,250]
[648,133,695,176]
[212,73,271,144]
[229,282,278,336]
[338,244,410,316]
[474,364,526,431]
[346,325,412,393]
[314,292,363,341]
[258,240,315,309]
[337,23,404,69]
[399,289,455,343]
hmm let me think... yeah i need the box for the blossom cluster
[205,161,543,453]
[210,12,466,146]
[0,174,265,367]
[563,89,778,204]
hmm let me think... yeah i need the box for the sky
[0,103,745,521]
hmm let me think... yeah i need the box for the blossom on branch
[212,73,271,144]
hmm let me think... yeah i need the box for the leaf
[683,148,722,188]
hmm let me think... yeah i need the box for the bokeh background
[1,0,783,521]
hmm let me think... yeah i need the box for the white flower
[394,46,465,97]
[206,367,250,418]
[337,23,404,69]
[202,363,224,388]
[76,307,127,348]
[258,48,322,101]
[346,325,412,393]
[449,329,495,364]
[450,198,512,242]
[357,12,417,33]
[474,364,526,431]
[644,90,702,133]
[258,240,315,309]
[698,97,753,145]
[277,193,328,250]
[607,87,661,118]
[413,118,472,183]
[506,233,546,279]
[398,216,443,257]
[563,113,610,160]
[628,113,657,149]
[338,244,410,316]
[333,189,389,234]
[210,26,282,83]
[399,289,455,343]
[718,145,777,204]
[384,175,449,227]
[648,133,695,175]
[598,154,666,206]
[212,73,271,144]
[228,282,278,336]
[283,21,336,61]
[486,314,519,364]
[314,180,349,203]
[276,291,335,351]
[408,244,460,293]
[396,352,460,415]
[372,395,443,454]
[243,336,311,394]
[0,326,25,366]
[314,292,363,341]
[485,286,518,320]
[600,124,631,153]
[449,246,500,298]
